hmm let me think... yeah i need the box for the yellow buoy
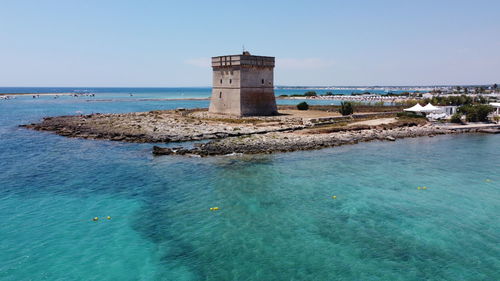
[417,187,421,190]
[92,217,99,221]
[213,207,219,211]
[107,216,111,220]
[423,186,427,190]
[485,179,492,182]
[332,195,337,199]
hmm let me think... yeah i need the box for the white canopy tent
[403,103,424,112]
[421,103,442,113]
[404,103,446,120]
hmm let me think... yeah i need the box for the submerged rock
[152,146,174,155]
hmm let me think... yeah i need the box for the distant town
[276,84,498,92]
[277,84,500,104]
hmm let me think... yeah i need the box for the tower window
[220,79,222,84]
[261,79,265,84]
[219,92,222,98]
[229,79,232,84]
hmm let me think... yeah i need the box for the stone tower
[209,51,278,116]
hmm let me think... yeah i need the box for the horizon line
[0,84,497,88]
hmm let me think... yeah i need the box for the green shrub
[297,102,309,110]
[450,113,462,123]
[396,112,426,119]
[423,94,476,106]
[339,102,354,116]
[304,91,317,97]
[458,104,494,122]
[394,99,419,106]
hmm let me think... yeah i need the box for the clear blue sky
[1,0,499,87]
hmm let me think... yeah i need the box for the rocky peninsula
[21,106,498,156]
[21,108,309,143]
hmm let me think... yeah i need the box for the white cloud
[276,58,335,70]
[185,57,211,68]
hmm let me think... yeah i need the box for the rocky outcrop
[21,109,305,143]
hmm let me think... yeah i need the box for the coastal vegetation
[457,104,494,122]
[387,92,409,96]
[304,91,317,97]
[339,102,354,116]
[450,113,463,123]
[422,94,489,106]
[396,112,426,119]
[393,99,419,107]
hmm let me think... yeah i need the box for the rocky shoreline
[21,108,498,157]
[152,125,459,156]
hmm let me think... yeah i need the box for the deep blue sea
[0,88,499,280]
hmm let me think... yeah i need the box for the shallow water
[0,89,499,280]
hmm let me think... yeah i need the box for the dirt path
[349,118,397,126]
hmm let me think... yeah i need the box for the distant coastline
[0,92,76,96]
[0,92,211,101]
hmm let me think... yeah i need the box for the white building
[422,93,433,99]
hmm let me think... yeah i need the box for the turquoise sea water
[0,87,406,106]
[0,88,499,280]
